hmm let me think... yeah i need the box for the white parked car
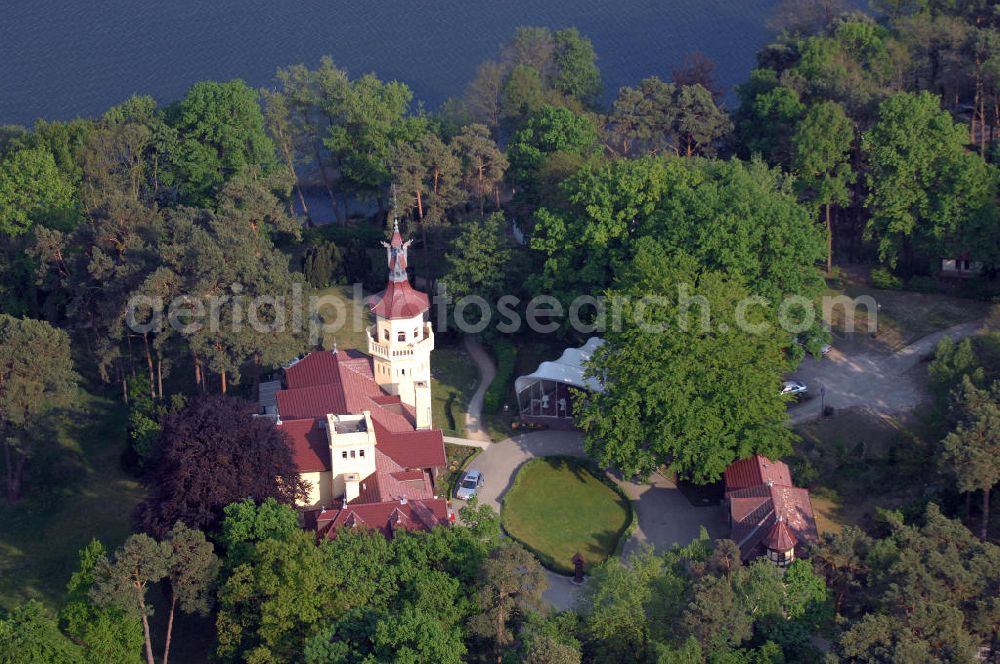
[781,380,808,398]
[455,470,484,500]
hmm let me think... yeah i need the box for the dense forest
[2,0,1000,662]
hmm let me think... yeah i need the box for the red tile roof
[354,449,436,503]
[285,349,371,389]
[274,354,442,471]
[724,454,793,494]
[370,417,446,469]
[728,483,818,560]
[279,418,330,472]
[316,498,449,539]
[267,259,448,544]
[765,519,798,552]
[277,383,348,420]
[368,280,430,320]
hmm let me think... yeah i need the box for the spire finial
[390,183,399,226]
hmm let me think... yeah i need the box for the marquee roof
[514,337,605,395]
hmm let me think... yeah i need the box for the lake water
[0,0,784,126]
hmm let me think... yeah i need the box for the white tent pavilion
[514,337,604,422]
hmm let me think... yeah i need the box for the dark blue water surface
[0,0,781,126]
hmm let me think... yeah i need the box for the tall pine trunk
[143,333,155,399]
[193,354,202,392]
[162,594,177,664]
[156,352,163,399]
[826,203,834,275]
[4,439,24,502]
[140,608,155,664]
[982,486,991,542]
[478,166,485,216]
[312,142,340,224]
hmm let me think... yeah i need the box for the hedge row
[482,337,517,414]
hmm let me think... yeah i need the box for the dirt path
[788,321,983,425]
[461,335,495,442]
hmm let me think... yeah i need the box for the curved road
[450,322,986,606]
[788,321,983,424]
[451,336,726,609]
[461,335,494,442]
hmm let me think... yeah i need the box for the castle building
[260,221,448,539]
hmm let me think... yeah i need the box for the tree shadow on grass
[0,393,142,608]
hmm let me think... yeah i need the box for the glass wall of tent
[516,379,577,420]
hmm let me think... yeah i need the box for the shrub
[483,337,517,414]
[790,456,820,487]
[302,240,343,288]
[961,278,1000,302]
[826,266,846,289]
[870,267,902,290]
[907,275,938,294]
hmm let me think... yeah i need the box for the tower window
[383,329,389,341]
[359,449,365,458]
[342,451,348,459]
[350,450,356,459]
[413,327,419,339]
[398,331,406,342]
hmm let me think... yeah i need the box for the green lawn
[501,456,631,574]
[430,344,480,437]
[311,284,373,352]
[0,390,144,611]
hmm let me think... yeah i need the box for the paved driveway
[787,321,982,424]
[452,429,727,609]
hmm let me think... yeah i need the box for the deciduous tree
[0,145,78,236]
[792,100,856,273]
[134,396,308,537]
[575,243,795,482]
[169,80,277,206]
[61,539,145,664]
[0,601,83,664]
[863,91,997,271]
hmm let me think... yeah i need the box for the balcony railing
[366,324,434,360]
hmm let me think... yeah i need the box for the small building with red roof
[723,454,819,566]
[260,221,447,540]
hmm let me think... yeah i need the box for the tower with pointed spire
[366,220,434,428]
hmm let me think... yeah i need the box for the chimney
[344,473,361,503]
[413,381,432,430]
